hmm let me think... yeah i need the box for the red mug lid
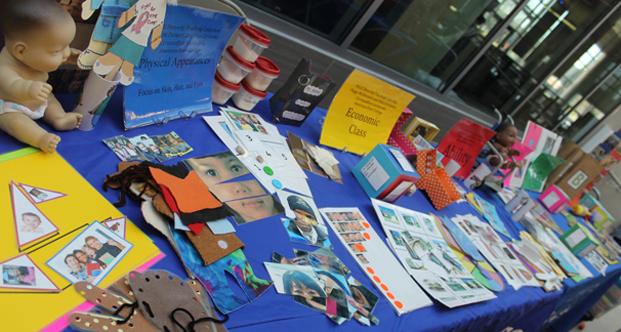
[239,24,271,46]
[225,46,255,70]
[215,71,241,91]
[255,56,280,76]
[241,80,267,98]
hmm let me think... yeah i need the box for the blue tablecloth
[0,92,618,332]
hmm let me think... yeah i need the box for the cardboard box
[561,224,598,256]
[352,144,419,202]
[401,116,440,142]
[545,141,584,189]
[538,185,570,213]
[554,154,603,200]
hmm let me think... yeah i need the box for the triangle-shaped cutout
[19,183,67,204]
[10,182,59,250]
[0,254,60,292]
[103,217,127,239]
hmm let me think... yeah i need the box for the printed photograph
[343,232,365,243]
[12,183,59,247]
[348,243,367,253]
[227,195,284,224]
[378,206,400,225]
[347,276,379,326]
[282,218,331,248]
[186,152,250,186]
[2,265,35,286]
[224,109,269,135]
[27,188,48,202]
[46,222,132,285]
[390,230,406,248]
[356,253,370,265]
[264,263,327,312]
[211,180,266,202]
[103,135,145,161]
[129,134,162,162]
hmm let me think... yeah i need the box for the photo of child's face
[21,213,41,230]
[227,195,283,224]
[210,180,265,202]
[64,255,80,272]
[2,265,35,286]
[188,153,249,185]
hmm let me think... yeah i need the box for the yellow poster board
[320,69,414,155]
[0,148,161,331]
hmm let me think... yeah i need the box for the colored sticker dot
[263,166,274,176]
[394,301,404,309]
[363,233,371,240]
[362,222,371,229]
[387,292,395,300]
[372,276,381,283]
[271,179,283,189]
[380,284,389,291]
[366,267,375,275]
[355,243,366,252]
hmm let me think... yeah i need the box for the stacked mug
[213,24,280,111]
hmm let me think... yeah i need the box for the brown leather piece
[186,227,244,265]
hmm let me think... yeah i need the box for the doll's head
[0,0,75,73]
[495,122,518,148]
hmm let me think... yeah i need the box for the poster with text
[320,70,414,155]
[124,5,243,129]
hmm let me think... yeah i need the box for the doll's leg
[78,39,111,69]
[43,94,83,131]
[0,112,60,153]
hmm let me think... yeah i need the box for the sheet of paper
[207,219,236,235]
[320,69,415,155]
[452,214,538,289]
[371,199,495,307]
[319,208,432,315]
[472,193,512,239]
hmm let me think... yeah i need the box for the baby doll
[488,122,520,169]
[0,0,82,153]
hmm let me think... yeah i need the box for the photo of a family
[47,222,132,285]
[224,109,269,135]
[2,265,35,286]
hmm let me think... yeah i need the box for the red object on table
[437,119,495,179]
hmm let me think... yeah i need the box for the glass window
[349,0,521,91]
[239,0,374,42]
[452,0,614,117]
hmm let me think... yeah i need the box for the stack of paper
[204,106,312,197]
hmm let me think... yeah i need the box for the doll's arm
[117,4,138,28]
[0,71,52,103]
[151,24,164,50]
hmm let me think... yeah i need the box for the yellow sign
[320,69,414,155]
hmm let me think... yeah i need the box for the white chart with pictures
[452,214,540,289]
[319,207,432,315]
[371,199,496,307]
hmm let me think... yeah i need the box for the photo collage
[103,131,193,163]
[452,214,540,289]
[371,199,496,308]
[320,207,433,314]
[185,152,283,225]
[266,247,380,326]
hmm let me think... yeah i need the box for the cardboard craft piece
[415,150,460,210]
[186,227,244,265]
[352,144,418,202]
[0,254,60,292]
[10,182,59,250]
[436,119,495,179]
[560,224,599,256]
[539,185,570,214]
[554,154,603,200]
[402,116,440,143]
[103,217,127,238]
[510,121,563,188]
[169,227,272,314]
[18,183,67,204]
[545,141,583,190]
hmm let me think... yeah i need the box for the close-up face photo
[227,195,283,224]
[210,180,266,202]
[187,152,249,185]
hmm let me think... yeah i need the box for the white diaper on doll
[0,99,47,120]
